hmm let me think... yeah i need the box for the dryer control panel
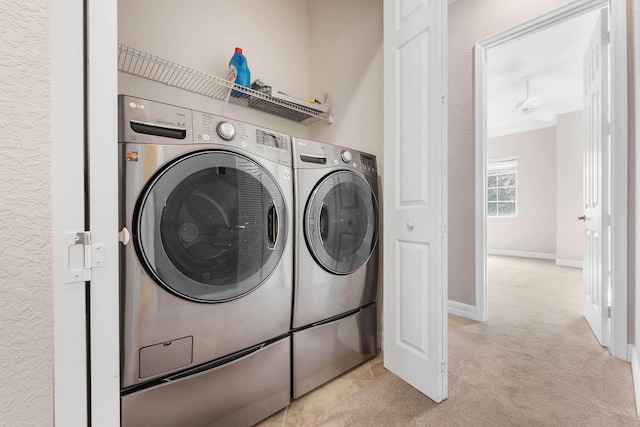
[291,137,377,178]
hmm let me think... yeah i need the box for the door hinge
[441,224,447,235]
[607,305,611,319]
[63,231,105,284]
[441,88,446,103]
[440,360,447,373]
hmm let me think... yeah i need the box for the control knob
[341,150,353,163]
[216,122,236,141]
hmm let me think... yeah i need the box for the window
[487,157,517,217]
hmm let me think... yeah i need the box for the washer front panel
[135,149,287,302]
[304,170,378,275]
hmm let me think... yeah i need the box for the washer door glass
[305,171,378,275]
[135,150,288,302]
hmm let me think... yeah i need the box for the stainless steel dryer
[291,138,379,398]
[119,95,292,426]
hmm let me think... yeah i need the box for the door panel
[383,0,447,402]
[399,30,430,205]
[583,8,609,347]
[398,241,430,354]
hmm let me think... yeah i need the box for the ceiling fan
[510,75,554,121]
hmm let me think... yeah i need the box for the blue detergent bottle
[228,47,250,97]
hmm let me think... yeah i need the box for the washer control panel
[192,111,291,167]
[118,95,292,167]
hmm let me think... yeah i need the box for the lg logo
[129,102,145,109]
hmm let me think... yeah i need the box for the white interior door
[383,0,447,402]
[583,7,609,347]
[87,0,120,425]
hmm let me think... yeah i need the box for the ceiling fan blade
[516,96,543,111]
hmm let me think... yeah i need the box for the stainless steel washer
[119,96,292,426]
[291,137,379,398]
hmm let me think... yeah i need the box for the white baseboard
[555,259,584,269]
[488,249,556,260]
[448,300,478,320]
[631,346,640,418]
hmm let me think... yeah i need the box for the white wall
[0,0,53,424]
[118,0,314,137]
[556,111,585,266]
[308,0,384,172]
[487,113,584,263]
[487,127,558,256]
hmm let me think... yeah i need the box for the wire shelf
[117,44,333,124]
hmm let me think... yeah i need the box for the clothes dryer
[291,138,379,398]
[119,96,292,426]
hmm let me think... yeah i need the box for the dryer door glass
[135,150,288,302]
[305,171,378,275]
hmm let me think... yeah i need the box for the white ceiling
[487,10,600,138]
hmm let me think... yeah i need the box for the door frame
[51,0,120,425]
[51,0,89,424]
[473,0,628,360]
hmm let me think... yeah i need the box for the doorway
[473,0,628,359]
[486,9,599,340]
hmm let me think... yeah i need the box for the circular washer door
[305,170,378,275]
[134,150,288,303]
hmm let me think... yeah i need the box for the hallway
[276,256,638,426]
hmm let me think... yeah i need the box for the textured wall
[0,0,54,425]
[448,0,579,304]
[487,126,558,255]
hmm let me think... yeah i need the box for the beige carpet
[313,256,638,426]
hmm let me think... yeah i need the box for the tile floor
[257,352,387,427]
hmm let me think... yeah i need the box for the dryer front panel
[305,170,379,275]
[134,149,288,303]
[293,169,379,328]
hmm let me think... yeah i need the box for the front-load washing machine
[119,95,292,426]
[291,138,379,398]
